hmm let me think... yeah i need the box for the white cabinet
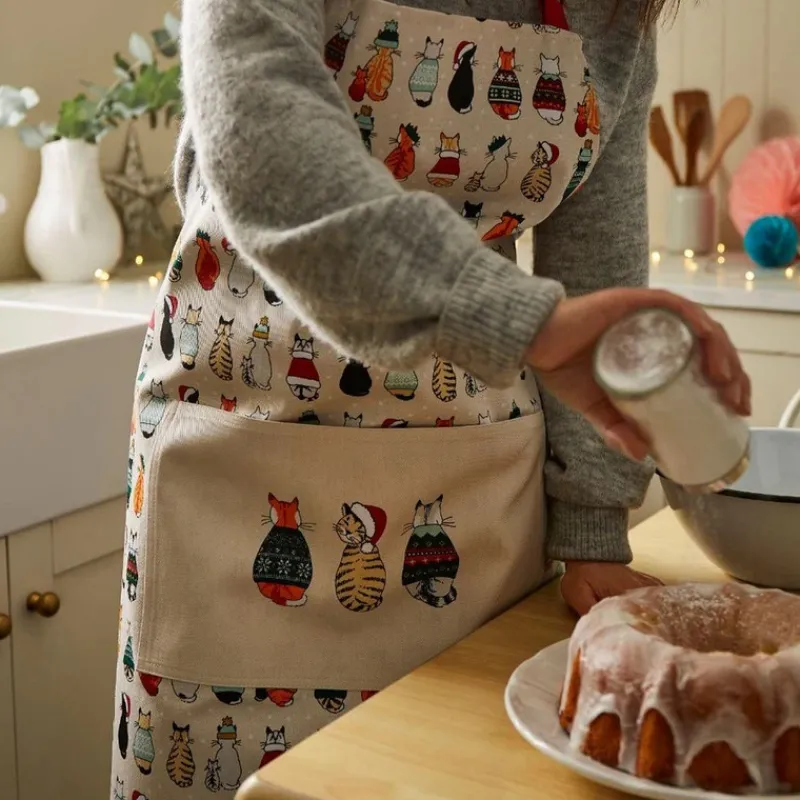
[1,497,125,800]
[0,538,17,800]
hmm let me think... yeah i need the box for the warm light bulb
[685,259,698,272]
[155,271,164,280]
[745,270,755,281]
[786,267,795,278]
[683,249,695,258]
[135,255,144,266]
[717,256,726,265]
[148,275,159,287]
[94,269,110,281]
[650,250,661,264]
[717,243,726,254]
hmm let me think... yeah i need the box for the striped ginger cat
[334,503,387,612]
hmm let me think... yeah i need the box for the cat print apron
[112,0,601,796]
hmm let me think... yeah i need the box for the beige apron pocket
[137,401,548,688]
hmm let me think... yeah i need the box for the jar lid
[594,308,695,397]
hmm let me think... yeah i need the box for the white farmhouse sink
[0,299,148,536]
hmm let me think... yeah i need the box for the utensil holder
[666,186,716,255]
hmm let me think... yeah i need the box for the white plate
[504,639,797,800]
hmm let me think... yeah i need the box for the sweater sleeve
[179,0,565,387]
[532,27,658,563]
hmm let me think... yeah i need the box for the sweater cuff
[546,500,633,563]
[437,247,565,388]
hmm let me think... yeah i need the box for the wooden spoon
[674,89,709,145]
[699,96,753,185]
[649,106,682,185]
[684,109,707,186]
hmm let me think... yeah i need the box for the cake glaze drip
[559,583,800,793]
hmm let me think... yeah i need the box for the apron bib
[125,0,601,691]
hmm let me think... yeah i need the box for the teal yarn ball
[743,215,798,268]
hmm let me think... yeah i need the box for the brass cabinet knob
[26,591,61,618]
[0,614,11,640]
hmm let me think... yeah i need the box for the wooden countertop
[237,509,726,800]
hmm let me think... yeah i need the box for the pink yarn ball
[729,137,800,238]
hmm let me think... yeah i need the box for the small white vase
[24,139,123,281]
[666,186,716,256]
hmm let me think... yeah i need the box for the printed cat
[220,395,238,412]
[286,334,321,401]
[343,412,363,428]
[259,726,289,767]
[166,722,196,788]
[224,238,255,298]
[179,304,202,370]
[408,37,443,107]
[426,133,462,188]
[384,123,420,182]
[241,317,273,391]
[209,316,235,381]
[132,709,155,775]
[461,200,483,227]
[520,141,558,203]
[334,503,387,612]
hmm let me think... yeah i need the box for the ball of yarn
[743,215,798,268]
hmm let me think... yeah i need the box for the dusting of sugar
[560,582,800,793]
[595,308,693,395]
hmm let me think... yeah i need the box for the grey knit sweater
[176,0,657,563]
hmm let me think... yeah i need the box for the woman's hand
[561,561,663,616]
[526,288,750,460]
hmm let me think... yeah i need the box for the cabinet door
[0,537,18,800]
[9,498,125,800]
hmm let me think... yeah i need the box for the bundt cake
[558,582,800,794]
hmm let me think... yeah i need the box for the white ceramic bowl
[660,427,800,590]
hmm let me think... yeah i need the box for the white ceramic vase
[24,139,123,281]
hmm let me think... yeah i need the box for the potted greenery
[0,85,40,218]
[5,12,181,282]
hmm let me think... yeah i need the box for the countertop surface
[2,250,800,316]
[649,251,800,313]
[237,508,728,800]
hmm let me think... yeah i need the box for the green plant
[17,12,181,149]
[0,86,40,129]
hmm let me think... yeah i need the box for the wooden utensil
[674,89,709,145]
[700,95,753,185]
[649,105,682,185]
[684,109,707,186]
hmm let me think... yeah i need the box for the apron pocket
[137,401,548,688]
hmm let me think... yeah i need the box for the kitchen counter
[650,251,800,313]
[237,508,727,800]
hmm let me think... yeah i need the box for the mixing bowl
[660,393,800,590]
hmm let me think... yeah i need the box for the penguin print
[324,11,359,78]
[532,54,566,124]
[315,689,348,714]
[339,359,372,397]
[138,380,167,439]
[252,494,313,607]
[159,294,178,360]
[402,495,459,608]
[408,37,443,107]
[448,40,477,114]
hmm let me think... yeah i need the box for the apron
[112,0,601,795]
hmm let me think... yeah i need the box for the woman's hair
[638,0,681,26]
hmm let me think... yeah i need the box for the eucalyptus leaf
[114,53,133,76]
[163,12,180,39]
[19,87,40,110]
[17,124,48,149]
[0,86,29,128]
[152,28,178,58]
[129,32,154,65]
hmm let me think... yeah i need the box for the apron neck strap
[540,0,570,30]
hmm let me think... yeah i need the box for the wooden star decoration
[104,124,173,258]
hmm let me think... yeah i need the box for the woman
[112,0,748,795]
